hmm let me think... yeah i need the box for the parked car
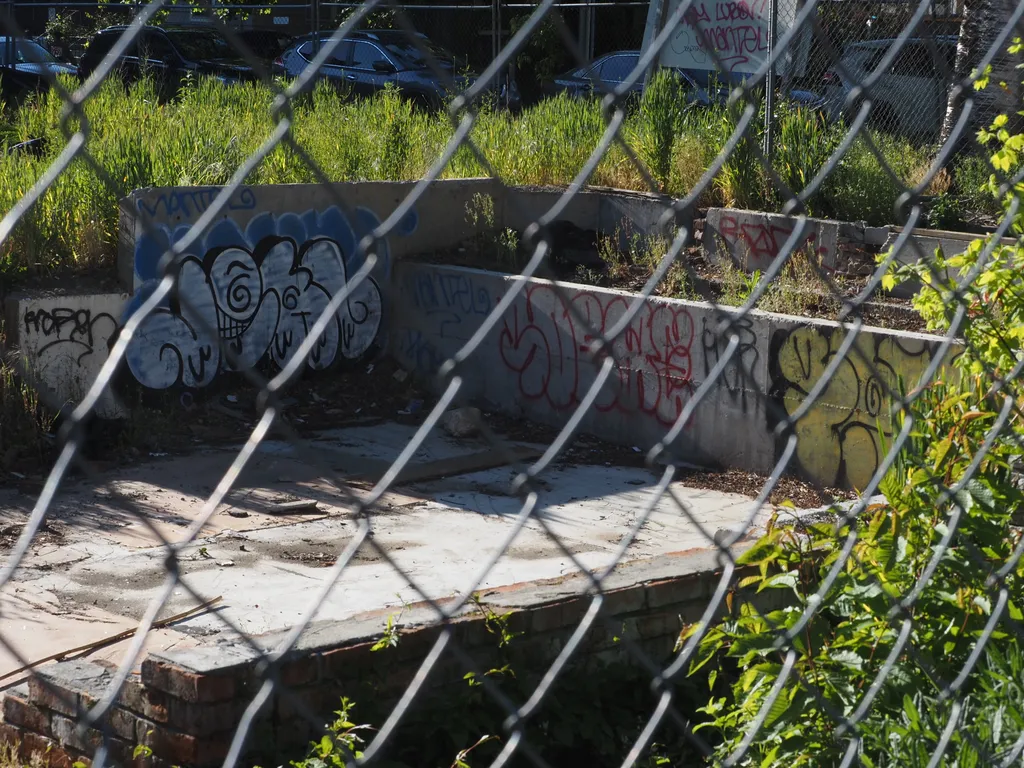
[236,28,295,67]
[274,30,518,109]
[680,67,825,110]
[544,50,823,110]
[32,33,89,65]
[821,36,957,138]
[543,51,694,103]
[0,36,78,101]
[77,25,257,92]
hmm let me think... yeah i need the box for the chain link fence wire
[1,0,1024,765]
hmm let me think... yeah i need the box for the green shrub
[632,69,692,190]
[0,73,951,279]
[771,103,843,217]
[691,43,1024,767]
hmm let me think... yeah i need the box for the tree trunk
[939,0,1022,158]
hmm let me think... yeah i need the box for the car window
[165,30,239,62]
[301,39,351,65]
[0,39,57,65]
[598,54,638,83]
[890,43,935,78]
[79,31,119,68]
[349,40,391,70]
[378,37,457,70]
[140,32,177,62]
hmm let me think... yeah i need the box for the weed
[464,193,521,269]
[0,324,55,472]
[0,75,951,282]
[718,265,762,307]
[450,735,499,768]
[370,597,409,652]
[633,70,691,189]
[772,103,842,215]
[757,248,839,317]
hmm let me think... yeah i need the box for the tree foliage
[691,38,1024,768]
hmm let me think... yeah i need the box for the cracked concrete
[0,422,778,685]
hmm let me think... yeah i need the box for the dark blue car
[274,30,519,110]
[0,37,77,100]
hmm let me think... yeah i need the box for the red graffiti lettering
[717,214,830,271]
[498,286,695,427]
[683,0,772,70]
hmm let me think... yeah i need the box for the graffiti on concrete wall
[715,212,832,272]
[405,270,493,339]
[499,285,695,426]
[17,296,126,418]
[768,325,941,489]
[135,187,258,221]
[701,314,759,410]
[124,205,417,389]
[23,306,118,365]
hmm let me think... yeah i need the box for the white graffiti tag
[125,236,381,389]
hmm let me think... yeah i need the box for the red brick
[50,714,105,755]
[28,679,77,717]
[3,692,52,736]
[117,678,169,725]
[645,577,694,610]
[529,597,588,634]
[634,611,682,642]
[278,656,318,688]
[319,642,375,679]
[275,687,330,727]
[0,722,24,747]
[140,661,236,704]
[21,732,73,768]
[166,699,244,737]
[600,585,647,616]
[393,623,448,663]
[139,723,231,767]
[105,707,139,742]
[451,615,493,649]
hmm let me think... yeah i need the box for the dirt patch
[0,519,66,550]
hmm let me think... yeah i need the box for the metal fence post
[762,0,778,159]
[312,0,320,53]
[3,0,13,74]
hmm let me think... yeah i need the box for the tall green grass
[0,74,937,278]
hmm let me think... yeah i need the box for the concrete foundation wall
[701,207,1005,294]
[0,549,760,768]
[114,181,679,393]
[4,292,129,419]
[391,262,961,490]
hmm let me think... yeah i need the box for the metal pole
[3,0,14,77]
[491,0,498,64]
[762,0,778,159]
[641,0,668,94]
[312,0,319,54]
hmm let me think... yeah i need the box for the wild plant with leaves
[688,42,1024,767]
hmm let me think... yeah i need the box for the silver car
[821,36,957,139]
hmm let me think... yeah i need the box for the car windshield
[0,38,57,66]
[165,30,241,61]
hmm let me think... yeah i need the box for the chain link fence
[1,0,1024,765]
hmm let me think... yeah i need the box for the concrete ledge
[2,547,763,768]
[391,261,961,490]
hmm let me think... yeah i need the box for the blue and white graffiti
[124,205,417,389]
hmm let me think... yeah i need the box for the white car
[821,36,957,139]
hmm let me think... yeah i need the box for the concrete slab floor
[0,422,779,685]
